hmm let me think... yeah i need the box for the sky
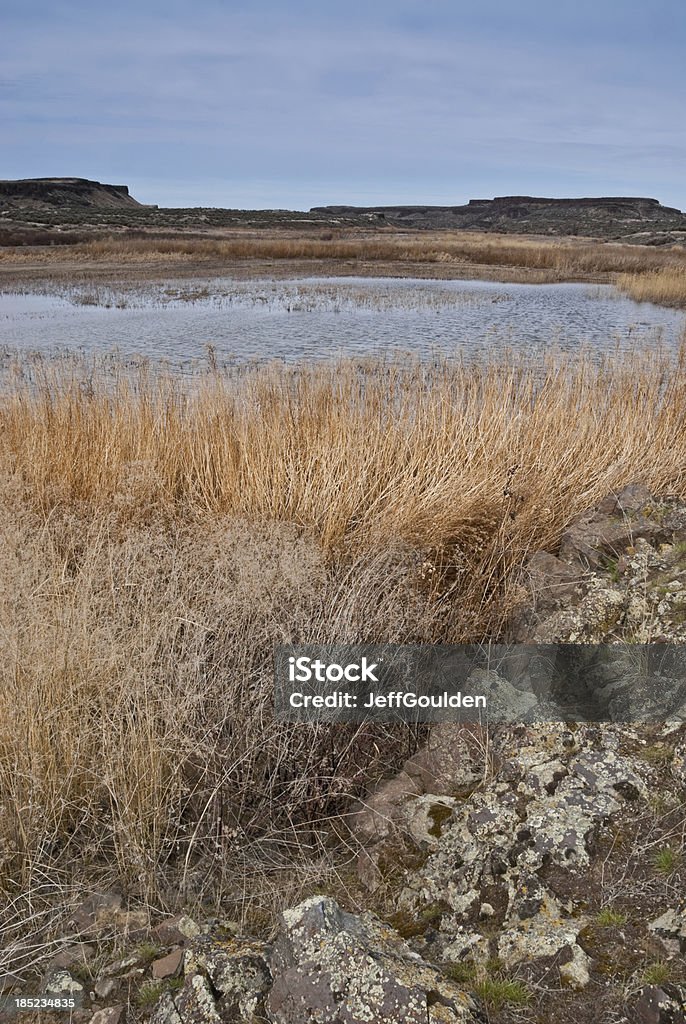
[2,0,685,211]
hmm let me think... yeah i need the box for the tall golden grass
[617,267,686,308]
[3,228,685,283]
[81,231,686,276]
[2,349,686,953]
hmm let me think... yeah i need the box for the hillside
[0,176,145,212]
[312,195,686,242]
[1,180,685,246]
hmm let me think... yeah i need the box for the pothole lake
[1,276,684,368]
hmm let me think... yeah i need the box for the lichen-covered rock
[353,724,485,848]
[390,725,647,974]
[495,874,588,968]
[558,510,668,569]
[672,740,686,786]
[184,934,271,1020]
[266,896,477,1023]
[44,969,85,997]
[89,1007,125,1024]
[558,945,592,990]
[630,984,686,1024]
[175,973,223,1024]
[649,904,686,955]
[513,491,686,644]
[149,992,183,1024]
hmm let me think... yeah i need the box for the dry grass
[3,229,685,284]
[617,267,686,308]
[2,348,686,963]
[79,232,686,277]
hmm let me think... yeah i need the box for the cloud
[2,0,684,208]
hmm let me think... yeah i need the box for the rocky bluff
[0,177,144,211]
[312,195,686,241]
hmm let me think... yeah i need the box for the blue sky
[2,0,685,210]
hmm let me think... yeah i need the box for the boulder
[558,512,668,569]
[266,896,476,1023]
[630,985,686,1024]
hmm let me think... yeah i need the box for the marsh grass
[77,232,686,277]
[617,267,686,308]
[3,229,685,286]
[2,348,686,970]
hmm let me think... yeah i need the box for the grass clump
[473,975,531,1012]
[444,961,478,984]
[652,845,683,875]
[136,981,165,1009]
[596,906,628,927]
[641,961,673,986]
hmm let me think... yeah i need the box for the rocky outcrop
[146,898,477,1024]
[311,196,686,241]
[511,483,686,643]
[0,177,143,211]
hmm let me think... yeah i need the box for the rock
[531,578,626,642]
[558,945,592,990]
[649,905,686,955]
[49,943,96,970]
[94,978,117,999]
[152,948,184,980]
[630,984,686,1024]
[378,724,650,975]
[89,1007,125,1024]
[465,667,539,721]
[558,512,668,569]
[310,197,686,239]
[266,895,477,1023]
[175,973,223,1024]
[154,914,202,946]
[672,740,686,786]
[183,934,271,1020]
[149,992,183,1024]
[44,969,85,997]
[404,795,459,847]
[616,482,653,514]
[498,884,584,966]
[0,177,142,211]
[526,550,583,612]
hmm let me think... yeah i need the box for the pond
[0,276,684,368]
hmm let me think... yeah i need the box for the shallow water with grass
[1,275,684,366]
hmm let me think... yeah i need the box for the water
[0,276,683,367]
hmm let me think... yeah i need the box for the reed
[77,231,685,277]
[2,348,686,932]
[3,229,684,284]
[616,267,686,308]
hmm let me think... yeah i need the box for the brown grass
[2,348,686,965]
[80,232,686,276]
[617,267,686,308]
[3,229,685,284]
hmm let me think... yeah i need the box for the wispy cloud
[2,0,684,209]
